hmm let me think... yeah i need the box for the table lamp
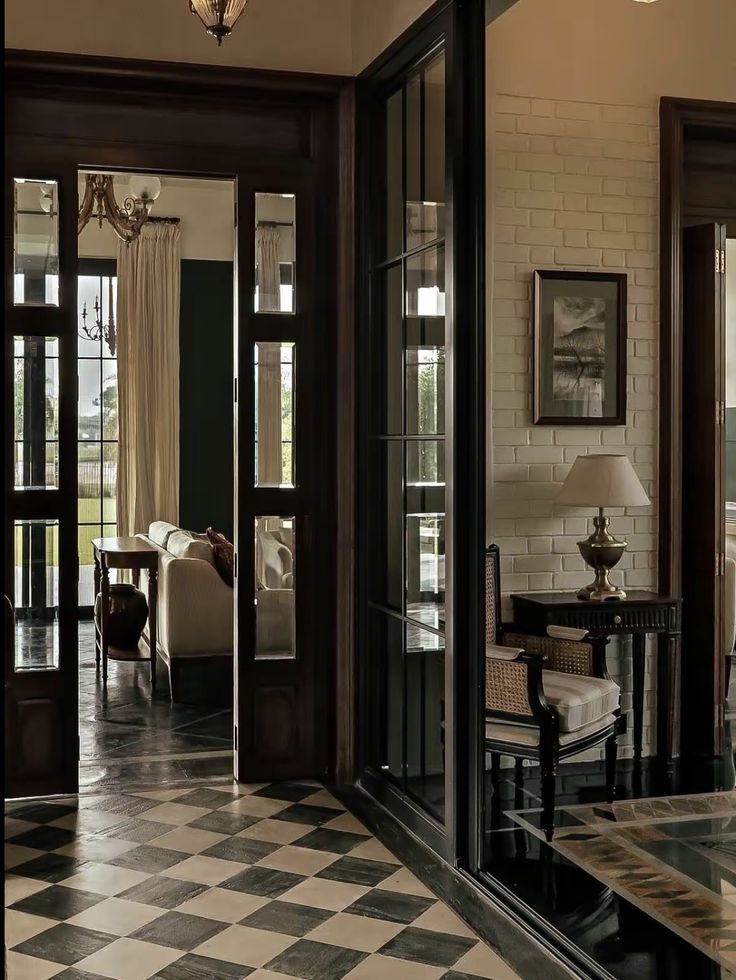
[557,453,650,601]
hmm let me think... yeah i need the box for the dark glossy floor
[78,622,233,793]
[481,674,736,980]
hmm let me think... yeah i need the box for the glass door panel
[363,46,449,826]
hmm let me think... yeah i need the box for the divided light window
[78,265,118,608]
[366,48,448,823]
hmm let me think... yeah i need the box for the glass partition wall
[357,0,485,863]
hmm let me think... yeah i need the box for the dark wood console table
[510,591,682,771]
[92,537,159,692]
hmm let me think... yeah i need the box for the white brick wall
[488,94,659,758]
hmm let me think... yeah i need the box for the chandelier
[189,0,249,45]
[78,173,161,244]
[80,277,117,356]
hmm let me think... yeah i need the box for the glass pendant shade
[189,0,249,44]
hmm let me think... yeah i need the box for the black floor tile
[10,885,106,921]
[91,817,176,843]
[177,756,234,780]
[345,889,435,924]
[219,866,306,898]
[187,811,260,835]
[316,856,397,887]
[378,927,476,967]
[203,836,279,865]
[173,712,233,739]
[172,788,236,810]
[7,824,78,851]
[265,939,366,980]
[118,874,208,909]
[441,973,490,980]
[105,844,187,873]
[295,828,366,855]
[12,922,117,966]
[129,910,228,950]
[54,969,112,979]
[153,953,253,978]
[252,783,320,804]
[82,794,159,817]
[11,853,90,883]
[239,899,334,937]
[272,804,345,827]
[8,802,77,824]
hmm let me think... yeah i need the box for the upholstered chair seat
[484,545,625,839]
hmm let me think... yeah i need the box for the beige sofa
[137,521,233,699]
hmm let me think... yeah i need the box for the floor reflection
[482,698,736,979]
[78,622,233,793]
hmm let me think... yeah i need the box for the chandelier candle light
[189,0,249,44]
[557,453,650,601]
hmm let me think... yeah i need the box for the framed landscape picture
[532,270,627,425]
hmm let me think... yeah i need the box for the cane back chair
[484,545,625,839]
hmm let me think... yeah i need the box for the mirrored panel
[405,621,445,820]
[255,516,295,659]
[406,245,446,318]
[14,520,60,671]
[255,193,295,313]
[14,179,59,307]
[14,337,60,490]
[406,343,445,436]
[254,343,295,487]
[407,439,445,487]
[405,509,445,625]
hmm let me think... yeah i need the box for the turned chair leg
[605,732,618,803]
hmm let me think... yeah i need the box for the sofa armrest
[155,554,234,656]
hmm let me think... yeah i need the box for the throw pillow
[206,527,235,587]
[167,530,215,566]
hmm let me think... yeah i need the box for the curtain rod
[257,220,293,227]
[148,216,180,224]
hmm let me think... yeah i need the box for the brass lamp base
[576,509,627,602]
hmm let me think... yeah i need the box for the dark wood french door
[4,153,80,798]
[234,171,331,782]
[5,54,347,798]
[681,222,727,757]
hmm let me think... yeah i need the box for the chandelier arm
[78,174,97,235]
[101,178,142,244]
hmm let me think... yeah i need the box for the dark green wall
[179,260,234,540]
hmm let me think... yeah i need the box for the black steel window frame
[355,0,486,868]
[77,257,118,616]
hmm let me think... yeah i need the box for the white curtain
[116,221,181,536]
[256,224,280,312]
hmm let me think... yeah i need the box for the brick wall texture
[488,93,659,758]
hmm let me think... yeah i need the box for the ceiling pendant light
[189,0,249,45]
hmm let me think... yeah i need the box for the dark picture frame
[532,269,627,425]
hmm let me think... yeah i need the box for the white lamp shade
[557,454,650,508]
[129,174,161,202]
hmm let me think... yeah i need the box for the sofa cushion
[207,527,235,587]
[167,529,215,566]
[542,670,620,733]
[149,521,179,548]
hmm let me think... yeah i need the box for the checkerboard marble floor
[5,781,520,980]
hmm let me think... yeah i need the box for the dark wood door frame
[4,50,356,786]
[659,97,736,760]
